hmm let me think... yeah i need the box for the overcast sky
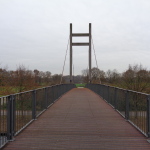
[0,0,150,75]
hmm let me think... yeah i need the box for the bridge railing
[0,84,75,148]
[86,84,150,137]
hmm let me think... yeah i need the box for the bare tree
[13,65,35,92]
[43,71,52,85]
[51,74,65,85]
[122,64,150,92]
[82,67,105,83]
[91,67,105,83]
[34,69,40,85]
[82,69,89,83]
[106,69,120,85]
[0,65,54,95]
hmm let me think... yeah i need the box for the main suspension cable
[60,37,70,84]
[91,36,101,83]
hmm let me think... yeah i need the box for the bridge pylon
[70,23,92,83]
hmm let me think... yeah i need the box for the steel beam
[69,23,92,83]
[72,33,89,37]
[70,24,72,83]
[89,23,92,83]
[72,43,89,46]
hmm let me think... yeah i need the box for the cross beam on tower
[70,23,92,83]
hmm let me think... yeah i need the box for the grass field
[75,83,86,88]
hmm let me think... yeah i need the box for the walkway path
[3,88,150,149]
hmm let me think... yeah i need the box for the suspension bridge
[1,24,150,149]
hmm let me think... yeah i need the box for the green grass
[75,83,86,88]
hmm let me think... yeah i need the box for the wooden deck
[3,88,150,149]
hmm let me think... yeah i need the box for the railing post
[61,84,63,95]
[45,87,48,109]
[52,86,54,103]
[59,85,61,97]
[147,95,150,137]
[55,85,57,100]
[100,84,102,96]
[125,90,129,120]
[96,84,98,95]
[62,84,64,95]
[32,90,36,120]
[103,85,105,99]
[114,88,117,109]
[104,85,107,100]
[102,85,104,99]
[107,86,110,103]
[56,85,58,99]
[59,84,62,97]
[101,84,103,97]
[7,95,15,141]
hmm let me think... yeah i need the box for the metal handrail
[86,83,150,137]
[0,84,75,149]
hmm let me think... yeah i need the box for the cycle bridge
[1,84,150,149]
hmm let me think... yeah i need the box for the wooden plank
[72,33,89,37]
[72,43,89,46]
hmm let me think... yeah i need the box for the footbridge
[1,24,150,149]
[1,84,150,149]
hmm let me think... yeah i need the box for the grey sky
[0,0,150,75]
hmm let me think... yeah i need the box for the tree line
[1,64,150,95]
[0,65,65,95]
[82,64,150,94]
